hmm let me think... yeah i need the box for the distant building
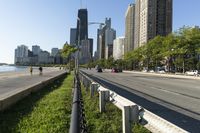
[32,45,41,56]
[51,48,59,57]
[125,4,135,54]
[105,28,116,59]
[70,28,77,45]
[76,9,88,44]
[80,39,92,64]
[88,38,93,59]
[98,18,116,59]
[38,51,50,64]
[113,37,125,60]
[15,45,28,64]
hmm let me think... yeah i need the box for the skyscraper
[125,4,135,54]
[70,28,77,45]
[14,45,28,64]
[98,18,116,59]
[76,9,88,44]
[134,0,173,48]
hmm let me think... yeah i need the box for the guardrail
[79,71,188,133]
[69,73,87,133]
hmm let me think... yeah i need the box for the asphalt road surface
[0,67,66,99]
[81,69,200,133]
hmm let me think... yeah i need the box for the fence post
[99,91,107,112]
[90,82,98,97]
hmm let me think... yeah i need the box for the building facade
[32,45,41,56]
[80,39,92,64]
[70,28,77,45]
[134,0,173,47]
[105,28,116,59]
[15,45,28,64]
[98,18,116,60]
[113,37,125,60]
[51,48,59,57]
[125,4,135,54]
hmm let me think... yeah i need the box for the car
[157,70,166,74]
[97,68,103,72]
[185,70,199,76]
[111,68,118,73]
[149,70,155,73]
[111,68,123,73]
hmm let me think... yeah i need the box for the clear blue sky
[0,0,200,64]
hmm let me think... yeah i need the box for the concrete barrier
[0,72,68,111]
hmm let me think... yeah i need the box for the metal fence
[69,73,87,133]
[79,71,187,133]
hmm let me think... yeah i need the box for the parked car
[185,70,199,76]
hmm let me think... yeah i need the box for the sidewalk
[0,69,67,111]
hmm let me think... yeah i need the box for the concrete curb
[0,71,68,111]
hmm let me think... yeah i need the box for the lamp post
[76,17,81,74]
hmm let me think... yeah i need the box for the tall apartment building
[113,37,125,60]
[51,48,59,57]
[32,45,41,56]
[15,45,28,64]
[134,0,173,48]
[125,4,135,54]
[76,9,88,44]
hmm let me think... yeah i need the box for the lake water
[0,65,27,72]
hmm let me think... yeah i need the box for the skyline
[1,0,200,64]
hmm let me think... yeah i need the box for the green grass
[82,85,150,133]
[82,87,122,133]
[0,73,73,133]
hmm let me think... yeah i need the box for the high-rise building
[80,39,92,64]
[134,0,173,47]
[70,28,77,45]
[98,18,116,59]
[105,28,116,59]
[76,9,88,44]
[113,37,125,60]
[38,51,50,64]
[125,4,135,54]
[88,38,93,59]
[51,48,59,57]
[15,45,28,64]
[32,45,41,56]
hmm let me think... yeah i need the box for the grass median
[82,85,150,133]
[0,73,73,133]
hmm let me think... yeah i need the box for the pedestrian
[39,66,43,75]
[30,66,33,75]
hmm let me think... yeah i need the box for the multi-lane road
[81,69,200,132]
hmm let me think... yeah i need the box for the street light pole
[76,17,81,74]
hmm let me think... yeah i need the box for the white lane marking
[150,86,181,96]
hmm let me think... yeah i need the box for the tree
[61,43,78,71]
